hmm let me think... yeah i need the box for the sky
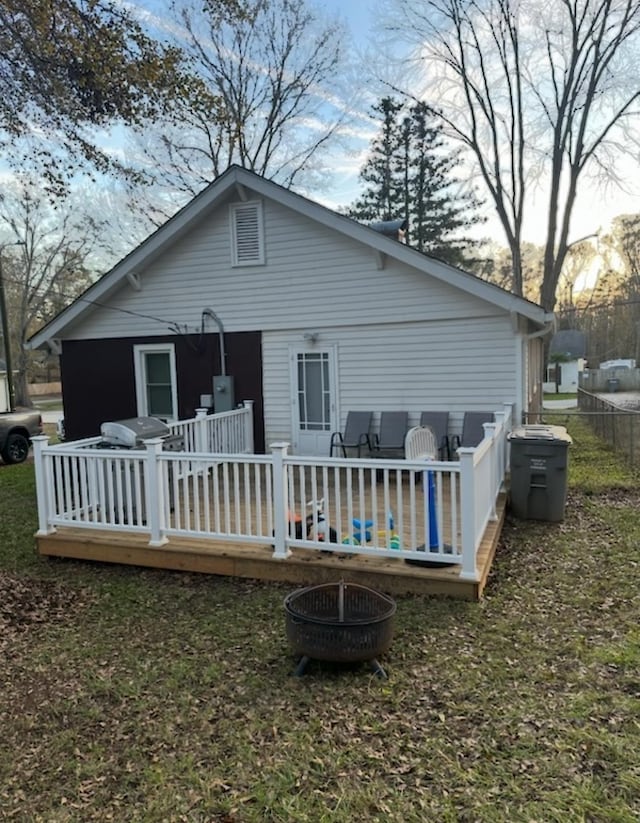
[127,0,640,251]
[1,0,636,260]
[297,0,640,248]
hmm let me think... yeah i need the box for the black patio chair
[450,411,494,452]
[329,411,373,457]
[370,411,409,459]
[419,411,451,460]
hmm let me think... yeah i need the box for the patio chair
[329,411,373,457]
[450,411,494,452]
[370,411,409,458]
[404,426,438,461]
[419,411,451,460]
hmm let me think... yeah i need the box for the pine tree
[348,98,404,223]
[348,98,484,268]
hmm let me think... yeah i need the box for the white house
[28,166,553,455]
[544,329,587,394]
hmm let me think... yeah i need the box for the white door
[291,346,338,456]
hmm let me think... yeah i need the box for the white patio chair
[404,425,438,461]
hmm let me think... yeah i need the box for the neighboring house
[28,166,553,456]
[544,329,587,394]
[599,358,636,370]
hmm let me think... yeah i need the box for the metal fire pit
[284,581,396,678]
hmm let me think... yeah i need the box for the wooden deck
[36,491,507,601]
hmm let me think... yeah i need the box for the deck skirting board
[37,494,506,600]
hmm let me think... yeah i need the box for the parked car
[0,409,43,464]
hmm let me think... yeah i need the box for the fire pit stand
[284,581,397,678]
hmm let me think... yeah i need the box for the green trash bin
[508,425,572,521]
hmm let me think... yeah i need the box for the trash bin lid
[508,424,572,444]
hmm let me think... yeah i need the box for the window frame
[133,343,178,422]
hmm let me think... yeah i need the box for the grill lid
[100,417,170,448]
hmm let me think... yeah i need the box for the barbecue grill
[93,417,183,525]
[99,417,184,451]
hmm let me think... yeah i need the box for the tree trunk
[14,349,31,407]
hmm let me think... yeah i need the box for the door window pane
[297,352,330,431]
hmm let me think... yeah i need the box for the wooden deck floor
[36,491,507,601]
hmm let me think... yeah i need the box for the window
[134,344,178,421]
[230,201,265,266]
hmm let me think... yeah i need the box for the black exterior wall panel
[60,332,265,451]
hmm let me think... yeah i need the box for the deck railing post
[483,422,498,518]
[195,407,208,453]
[32,435,55,535]
[243,400,254,453]
[484,423,503,520]
[144,438,168,547]
[270,442,291,558]
[458,448,479,581]
[502,402,514,475]
[493,410,505,481]
[501,402,513,428]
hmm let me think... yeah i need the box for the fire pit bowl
[284,581,397,678]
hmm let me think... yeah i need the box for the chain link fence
[525,389,640,468]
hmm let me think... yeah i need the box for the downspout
[202,308,226,376]
[525,314,555,340]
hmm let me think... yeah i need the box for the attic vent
[230,201,265,266]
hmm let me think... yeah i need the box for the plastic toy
[305,498,338,543]
[286,509,304,540]
[425,470,439,549]
[346,511,400,550]
[376,529,401,550]
[351,518,374,543]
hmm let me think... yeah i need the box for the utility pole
[0,242,25,411]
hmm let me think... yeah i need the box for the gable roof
[28,165,552,350]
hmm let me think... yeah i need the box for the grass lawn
[1,420,639,822]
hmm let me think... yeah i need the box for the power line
[557,295,640,314]
[1,270,183,329]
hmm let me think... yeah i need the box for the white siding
[67,198,498,341]
[59,188,534,449]
[263,316,518,451]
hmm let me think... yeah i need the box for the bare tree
[606,214,640,291]
[0,0,204,196]
[556,239,598,312]
[599,214,640,359]
[389,0,640,310]
[127,0,349,218]
[0,185,101,405]
[475,240,545,301]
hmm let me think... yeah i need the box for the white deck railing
[170,402,254,454]
[33,403,514,583]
